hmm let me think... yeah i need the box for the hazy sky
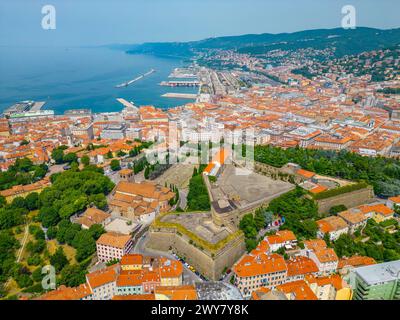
[0,0,399,46]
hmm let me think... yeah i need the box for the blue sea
[0,46,196,114]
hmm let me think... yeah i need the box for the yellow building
[120,254,143,271]
[306,274,353,300]
[358,203,395,223]
[159,258,183,287]
[0,177,51,203]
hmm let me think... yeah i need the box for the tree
[144,166,150,179]
[10,197,27,210]
[129,148,138,157]
[29,225,45,240]
[106,151,113,159]
[50,247,69,272]
[323,233,332,247]
[39,206,60,228]
[0,231,19,283]
[71,230,96,262]
[0,208,25,230]
[0,196,6,208]
[88,194,107,210]
[64,227,79,246]
[63,153,78,164]
[245,238,258,252]
[20,139,30,146]
[110,159,121,171]
[329,205,347,215]
[59,265,86,287]
[267,187,318,239]
[46,226,57,240]
[26,239,46,254]
[32,267,44,283]
[88,224,105,240]
[51,148,65,164]
[25,192,39,211]
[239,214,258,244]
[15,273,33,288]
[254,209,266,230]
[186,173,210,211]
[81,155,90,167]
[27,254,41,266]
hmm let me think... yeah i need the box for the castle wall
[315,186,375,214]
[147,227,245,280]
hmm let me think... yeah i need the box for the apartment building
[302,239,339,275]
[306,274,353,300]
[338,209,369,233]
[116,254,183,296]
[275,280,318,300]
[358,203,395,223]
[233,253,288,299]
[96,232,133,263]
[351,260,400,300]
[286,256,319,283]
[77,207,111,230]
[109,181,175,221]
[86,265,119,300]
[316,216,349,241]
[265,230,297,252]
[337,256,376,276]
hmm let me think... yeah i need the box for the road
[46,164,65,176]
[132,232,203,285]
[179,189,188,210]
[17,224,30,262]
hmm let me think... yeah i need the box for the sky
[0,0,399,47]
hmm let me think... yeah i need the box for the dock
[160,80,200,87]
[116,98,137,108]
[3,100,46,117]
[161,93,198,99]
[169,68,197,79]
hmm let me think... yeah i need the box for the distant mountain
[125,27,400,58]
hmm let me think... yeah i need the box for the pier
[115,69,155,88]
[116,98,137,108]
[161,93,198,99]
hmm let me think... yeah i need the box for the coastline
[0,46,197,115]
